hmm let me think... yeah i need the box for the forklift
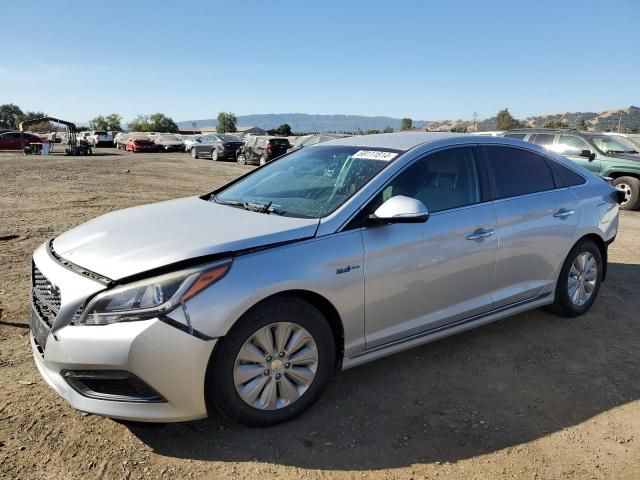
[19,116,92,156]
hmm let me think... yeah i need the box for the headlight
[77,260,231,326]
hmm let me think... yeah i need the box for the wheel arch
[575,233,608,281]
[603,169,640,181]
[218,289,345,371]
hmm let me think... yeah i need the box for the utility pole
[618,113,622,133]
[473,111,478,132]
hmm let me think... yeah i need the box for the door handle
[465,228,495,240]
[553,208,575,218]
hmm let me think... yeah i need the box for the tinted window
[484,146,555,199]
[270,139,291,147]
[530,133,555,146]
[504,133,527,140]
[380,147,480,213]
[552,162,586,187]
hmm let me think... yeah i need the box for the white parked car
[86,131,114,147]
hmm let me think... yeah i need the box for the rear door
[361,146,498,348]
[480,145,579,307]
[553,134,601,173]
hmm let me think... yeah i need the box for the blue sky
[2,0,638,124]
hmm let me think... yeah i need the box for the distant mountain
[426,106,640,132]
[177,113,429,133]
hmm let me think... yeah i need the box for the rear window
[270,139,291,146]
[94,131,107,136]
[483,146,556,199]
[219,134,242,142]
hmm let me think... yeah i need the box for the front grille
[32,263,61,311]
[32,294,57,327]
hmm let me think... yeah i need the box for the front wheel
[237,153,247,165]
[191,148,198,159]
[207,297,335,427]
[613,176,640,211]
[549,239,602,317]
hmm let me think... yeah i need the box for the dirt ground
[1,148,639,480]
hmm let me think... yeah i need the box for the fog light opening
[61,370,166,403]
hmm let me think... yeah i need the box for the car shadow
[127,262,640,470]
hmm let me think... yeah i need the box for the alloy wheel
[567,252,597,307]
[233,322,318,410]
[237,154,246,165]
[616,183,632,206]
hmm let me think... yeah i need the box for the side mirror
[368,195,429,225]
[579,149,596,161]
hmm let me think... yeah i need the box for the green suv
[504,128,640,210]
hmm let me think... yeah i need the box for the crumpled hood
[53,196,319,280]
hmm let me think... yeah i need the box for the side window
[483,146,555,199]
[380,147,480,213]
[554,135,592,155]
[530,133,555,146]
[246,137,256,148]
[504,133,527,140]
[551,161,587,187]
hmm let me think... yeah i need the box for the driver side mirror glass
[369,195,429,225]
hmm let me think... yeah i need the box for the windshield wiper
[213,195,282,215]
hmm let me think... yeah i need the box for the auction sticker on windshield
[351,150,398,161]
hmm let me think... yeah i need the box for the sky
[2,0,639,124]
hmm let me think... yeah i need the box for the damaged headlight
[77,260,231,326]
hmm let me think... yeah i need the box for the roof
[325,132,463,150]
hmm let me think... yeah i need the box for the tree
[542,118,569,128]
[495,108,520,130]
[366,129,381,135]
[275,123,292,136]
[0,103,24,129]
[217,112,237,133]
[401,118,413,130]
[574,119,588,131]
[451,125,468,133]
[383,127,394,133]
[89,113,123,131]
[128,113,178,133]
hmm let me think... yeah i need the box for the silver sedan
[29,133,620,426]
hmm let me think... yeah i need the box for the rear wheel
[211,149,218,161]
[191,148,198,159]
[207,296,335,427]
[613,176,640,210]
[259,156,267,166]
[549,239,602,317]
[237,153,247,165]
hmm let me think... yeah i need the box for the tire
[259,156,267,166]
[211,149,218,161]
[613,176,640,211]
[207,296,336,427]
[191,148,198,159]
[549,239,602,317]
[237,154,246,165]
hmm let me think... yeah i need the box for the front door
[361,147,498,349]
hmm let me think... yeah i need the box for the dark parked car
[190,134,244,161]
[504,128,640,210]
[0,131,43,150]
[237,136,291,165]
[286,134,351,153]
